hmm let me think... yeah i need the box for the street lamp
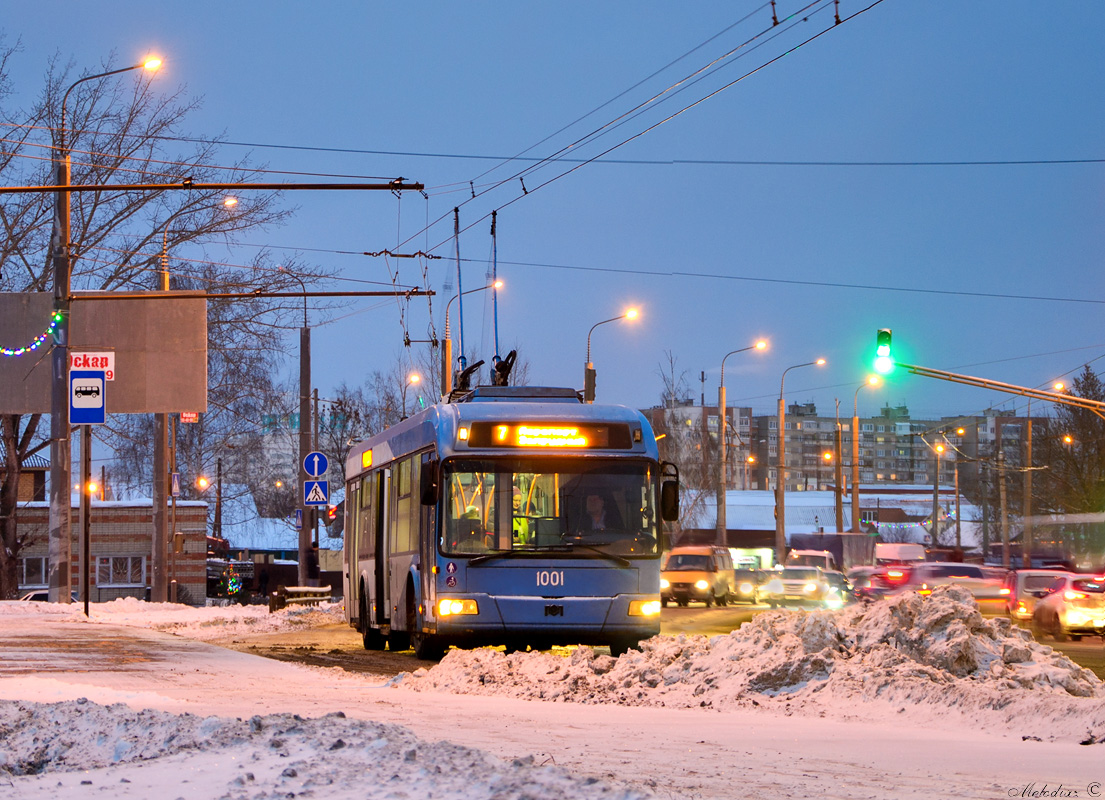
[774,358,826,565]
[442,280,502,394]
[931,442,945,546]
[851,376,880,532]
[583,308,638,403]
[49,56,162,604]
[716,339,768,544]
[403,373,421,417]
[278,266,314,587]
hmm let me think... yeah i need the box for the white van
[874,542,926,566]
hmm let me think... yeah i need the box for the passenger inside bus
[512,489,531,545]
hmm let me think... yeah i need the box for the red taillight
[1064,591,1088,601]
[999,588,1011,595]
[884,569,909,585]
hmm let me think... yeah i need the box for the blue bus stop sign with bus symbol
[70,370,106,425]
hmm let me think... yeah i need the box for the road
[220,600,1105,680]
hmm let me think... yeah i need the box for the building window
[862,424,874,432]
[769,419,777,430]
[768,445,777,456]
[97,556,145,588]
[876,449,886,457]
[877,461,886,469]
[19,556,48,588]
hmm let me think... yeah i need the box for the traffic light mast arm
[898,362,1105,420]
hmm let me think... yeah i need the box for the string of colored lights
[1,312,62,357]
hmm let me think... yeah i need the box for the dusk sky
[6,2,1103,422]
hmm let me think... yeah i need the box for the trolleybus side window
[358,474,376,561]
[391,456,419,554]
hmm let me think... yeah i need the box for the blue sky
[6,1,1104,422]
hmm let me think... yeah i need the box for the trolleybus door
[377,466,391,626]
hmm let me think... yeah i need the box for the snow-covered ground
[1,589,1104,799]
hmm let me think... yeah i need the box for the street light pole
[49,58,161,603]
[584,308,638,404]
[717,341,767,545]
[775,359,826,565]
[931,442,944,547]
[280,267,312,586]
[851,377,879,533]
[442,280,501,395]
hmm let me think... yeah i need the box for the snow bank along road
[1,587,1104,800]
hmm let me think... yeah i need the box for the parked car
[732,568,768,605]
[660,545,735,607]
[762,566,830,608]
[1002,569,1069,623]
[1031,574,1105,642]
[821,570,853,608]
[19,590,79,602]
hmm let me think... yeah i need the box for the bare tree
[0,49,330,598]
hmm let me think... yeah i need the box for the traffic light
[327,504,338,522]
[874,329,894,374]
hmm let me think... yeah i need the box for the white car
[19,590,80,602]
[1031,574,1105,642]
[762,567,829,608]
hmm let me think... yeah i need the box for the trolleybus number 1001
[536,570,564,587]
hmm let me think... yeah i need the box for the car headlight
[804,582,817,593]
[660,578,670,590]
[438,598,478,616]
[628,599,661,616]
[694,580,709,590]
[824,595,844,609]
[739,582,753,594]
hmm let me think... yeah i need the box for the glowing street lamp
[49,55,163,605]
[775,358,827,563]
[716,339,768,543]
[584,308,639,403]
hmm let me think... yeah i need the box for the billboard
[0,292,207,414]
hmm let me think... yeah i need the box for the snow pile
[0,596,345,641]
[0,699,651,800]
[399,586,1105,741]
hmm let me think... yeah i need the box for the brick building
[15,498,208,604]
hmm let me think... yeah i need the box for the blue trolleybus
[343,385,678,659]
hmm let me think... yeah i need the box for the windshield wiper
[468,550,537,566]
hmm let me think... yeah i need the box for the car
[1031,574,1105,642]
[897,562,1005,602]
[660,545,735,607]
[821,570,853,609]
[761,566,830,608]
[732,568,768,605]
[19,590,80,602]
[1002,569,1069,623]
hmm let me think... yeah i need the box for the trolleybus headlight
[659,578,670,590]
[694,580,709,590]
[628,600,661,617]
[438,598,479,616]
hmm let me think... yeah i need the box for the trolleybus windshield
[442,457,659,557]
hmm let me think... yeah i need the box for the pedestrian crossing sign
[304,480,329,506]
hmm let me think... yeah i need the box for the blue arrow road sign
[70,369,106,425]
[303,451,329,478]
[304,480,329,506]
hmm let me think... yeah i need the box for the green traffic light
[874,328,894,374]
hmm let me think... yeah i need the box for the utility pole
[716,381,727,547]
[298,322,312,585]
[834,400,843,532]
[998,448,1009,569]
[48,153,72,603]
[151,243,171,602]
[1022,409,1033,569]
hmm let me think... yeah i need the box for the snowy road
[2,598,1104,799]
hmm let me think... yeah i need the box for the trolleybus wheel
[360,594,386,651]
[408,593,446,660]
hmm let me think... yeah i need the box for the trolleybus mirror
[660,461,680,522]
[420,458,440,505]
